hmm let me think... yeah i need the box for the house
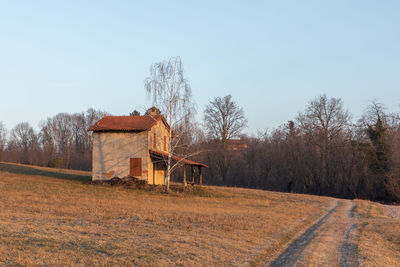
[88,109,207,185]
[226,138,248,151]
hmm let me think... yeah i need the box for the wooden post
[199,167,202,185]
[191,166,194,184]
[183,165,187,186]
[153,162,155,185]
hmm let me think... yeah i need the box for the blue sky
[1,1,399,134]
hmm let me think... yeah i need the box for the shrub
[48,158,63,168]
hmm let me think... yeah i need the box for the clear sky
[1,1,399,135]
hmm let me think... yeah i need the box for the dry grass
[354,199,400,267]
[0,162,91,182]
[5,162,92,176]
[0,162,332,266]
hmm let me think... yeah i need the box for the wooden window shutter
[130,158,142,177]
[163,136,167,151]
[153,132,156,148]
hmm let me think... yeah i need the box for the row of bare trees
[1,55,399,201]
[0,108,108,170]
[196,95,400,202]
[141,57,399,200]
[1,94,399,201]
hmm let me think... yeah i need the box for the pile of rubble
[90,177,205,195]
[90,176,158,190]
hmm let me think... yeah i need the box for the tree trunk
[199,167,202,185]
[165,154,171,193]
[183,165,187,186]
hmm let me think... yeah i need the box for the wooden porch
[149,149,208,185]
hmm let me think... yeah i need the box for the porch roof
[149,149,208,168]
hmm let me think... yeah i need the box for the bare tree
[83,108,110,170]
[297,95,351,143]
[296,95,351,194]
[0,122,7,161]
[9,122,36,164]
[358,101,388,128]
[45,113,73,168]
[204,95,247,184]
[204,95,247,143]
[70,113,87,169]
[38,108,109,170]
[145,56,196,192]
[39,120,57,166]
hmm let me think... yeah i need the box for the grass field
[0,162,399,266]
[354,200,400,266]
[0,162,332,266]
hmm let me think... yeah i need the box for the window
[130,158,142,176]
[153,132,156,148]
[163,136,167,151]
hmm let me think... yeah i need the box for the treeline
[0,109,108,170]
[1,95,399,202]
[196,95,400,202]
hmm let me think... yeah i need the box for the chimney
[149,107,158,116]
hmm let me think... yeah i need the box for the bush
[48,158,63,168]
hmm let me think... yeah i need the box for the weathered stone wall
[149,120,170,153]
[92,131,149,181]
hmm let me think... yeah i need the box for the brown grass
[354,199,400,267]
[0,163,332,266]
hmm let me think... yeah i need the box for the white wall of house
[92,131,149,180]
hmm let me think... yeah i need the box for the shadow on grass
[0,162,91,183]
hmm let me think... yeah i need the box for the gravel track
[268,199,359,267]
[340,203,359,267]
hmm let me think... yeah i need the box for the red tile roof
[149,149,208,168]
[88,115,168,132]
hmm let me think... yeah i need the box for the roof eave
[89,129,148,133]
[149,149,208,168]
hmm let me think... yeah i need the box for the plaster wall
[92,131,149,180]
[149,120,170,153]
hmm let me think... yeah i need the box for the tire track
[269,199,339,267]
[340,204,359,267]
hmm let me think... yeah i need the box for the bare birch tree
[145,56,195,193]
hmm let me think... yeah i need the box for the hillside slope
[0,162,399,266]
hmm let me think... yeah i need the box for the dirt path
[269,199,359,267]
